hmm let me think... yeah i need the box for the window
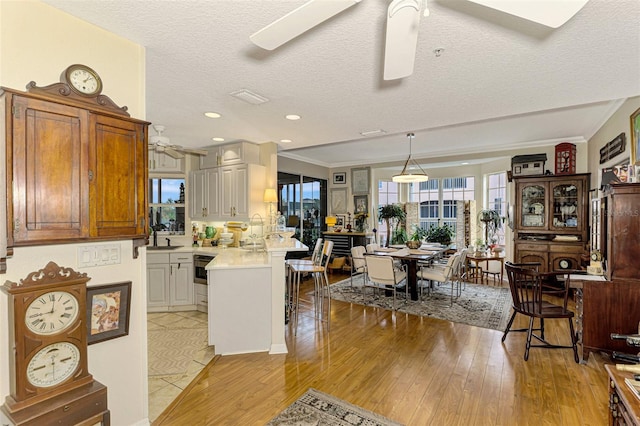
[411,177,475,236]
[149,178,185,234]
[377,181,400,242]
[487,172,507,244]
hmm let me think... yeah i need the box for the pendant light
[392,133,429,183]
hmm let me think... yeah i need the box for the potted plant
[478,209,503,249]
[378,204,406,247]
[425,223,453,245]
[406,224,427,249]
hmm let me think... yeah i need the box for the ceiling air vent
[229,89,269,105]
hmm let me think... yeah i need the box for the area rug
[147,328,209,376]
[267,388,403,426]
[328,276,512,331]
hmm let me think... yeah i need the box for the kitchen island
[206,238,307,355]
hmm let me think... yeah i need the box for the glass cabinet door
[520,183,546,228]
[551,181,580,230]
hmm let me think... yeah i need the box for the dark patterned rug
[328,276,512,331]
[267,388,403,426]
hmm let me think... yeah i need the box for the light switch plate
[77,243,121,268]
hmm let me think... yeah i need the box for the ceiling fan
[249,0,589,80]
[149,125,208,159]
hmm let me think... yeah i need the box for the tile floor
[147,311,215,423]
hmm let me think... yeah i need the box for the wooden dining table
[466,252,505,284]
[373,245,447,300]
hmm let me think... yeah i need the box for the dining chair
[363,254,408,311]
[502,261,579,362]
[417,252,461,306]
[365,243,380,253]
[350,245,367,290]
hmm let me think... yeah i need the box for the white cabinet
[149,149,184,173]
[189,169,219,220]
[199,142,260,169]
[195,283,208,313]
[220,164,266,220]
[147,252,194,311]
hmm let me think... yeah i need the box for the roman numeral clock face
[25,291,79,335]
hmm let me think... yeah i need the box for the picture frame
[353,194,368,214]
[333,172,346,185]
[330,188,347,214]
[87,281,132,345]
[336,215,345,227]
[351,167,370,194]
[631,106,640,165]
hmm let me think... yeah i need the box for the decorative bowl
[406,240,421,249]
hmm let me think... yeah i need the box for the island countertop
[205,238,308,270]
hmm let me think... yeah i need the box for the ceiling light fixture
[280,139,293,143]
[285,114,301,120]
[212,137,225,142]
[392,133,429,183]
[204,112,221,118]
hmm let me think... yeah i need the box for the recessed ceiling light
[280,139,293,143]
[212,137,225,142]
[461,162,469,165]
[204,112,221,118]
[285,114,301,121]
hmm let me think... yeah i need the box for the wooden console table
[605,364,640,425]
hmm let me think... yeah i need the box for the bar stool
[288,240,333,335]
[286,238,322,321]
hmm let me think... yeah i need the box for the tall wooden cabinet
[512,173,590,272]
[2,83,149,265]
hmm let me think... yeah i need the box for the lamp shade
[325,216,337,227]
[263,188,278,203]
[392,132,428,183]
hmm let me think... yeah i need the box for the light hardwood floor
[153,271,611,425]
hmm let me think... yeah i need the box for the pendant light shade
[392,133,428,183]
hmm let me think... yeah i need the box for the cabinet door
[9,95,90,244]
[90,114,147,238]
[550,179,584,232]
[149,150,183,173]
[232,166,249,217]
[170,262,193,305]
[189,170,208,219]
[516,250,549,272]
[220,166,236,218]
[518,182,548,230]
[549,252,581,271]
[147,263,170,307]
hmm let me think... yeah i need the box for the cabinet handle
[14,219,20,231]
[88,170,94,181]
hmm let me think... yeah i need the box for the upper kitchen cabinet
[189,169,219,220]
[149,149,184,173]
[219,164,265,219]
[2,75,149,257]
[199,141,260,169]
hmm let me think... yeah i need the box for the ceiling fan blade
[466,0,589,28]
[164,147,185,159]
[383,0,422,80]
[180,147,209,156]
[250,0,361,50]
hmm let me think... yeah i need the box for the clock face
[559,259,570,269]
[591,250,602,262]
[25,291,79,335]
[27,342,80,388]
[66,65,102,96]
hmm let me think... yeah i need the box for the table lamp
[325,216,337,231]
[263,188,278,231]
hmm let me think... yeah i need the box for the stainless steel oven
[194,254,215,284]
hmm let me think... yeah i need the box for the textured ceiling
[43,0,640,169]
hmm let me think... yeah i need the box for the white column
[269,251,288,354]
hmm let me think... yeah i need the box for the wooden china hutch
[513,173,590,272]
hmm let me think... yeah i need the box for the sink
[147,245,184,251]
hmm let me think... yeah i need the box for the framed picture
[631,106,640,165]
[330,188,347,214]
[333,172,346,185]
[351,167,370,194]
[354,194,368,214]
[87,281,132,345]
[336,215,345,227]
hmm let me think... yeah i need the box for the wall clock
[1,261,109,424]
